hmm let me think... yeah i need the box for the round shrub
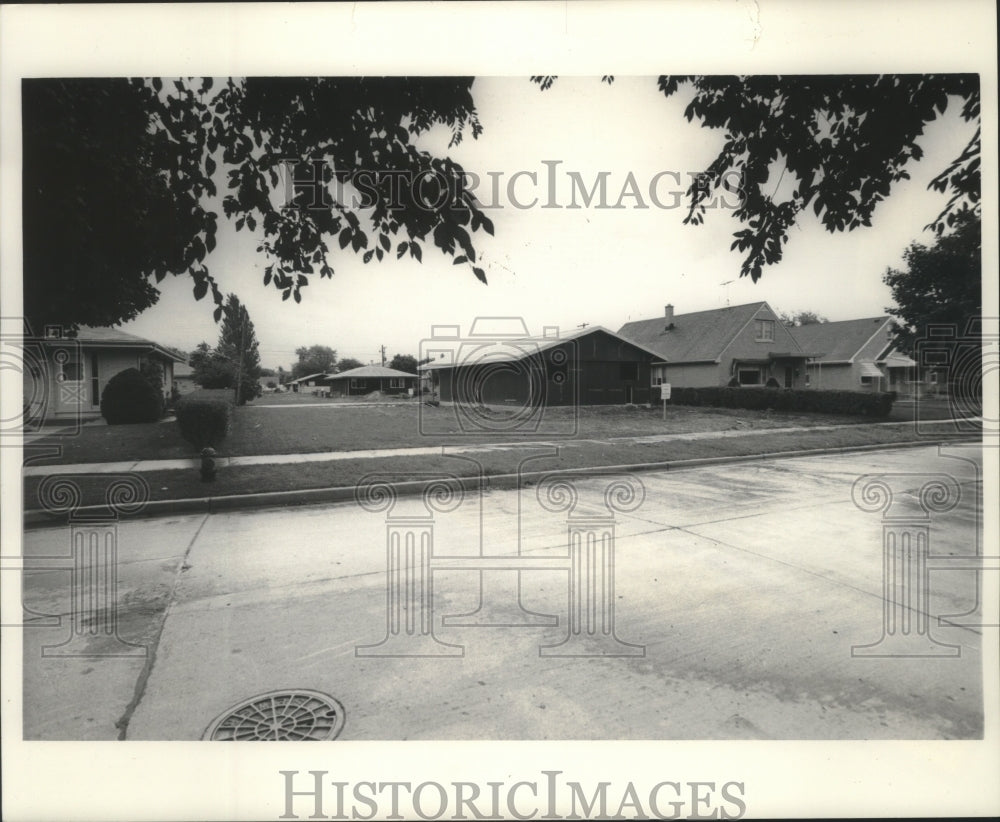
[175,397,232,450]
[100,368,164,425]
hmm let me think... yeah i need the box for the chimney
[664,304,674,323]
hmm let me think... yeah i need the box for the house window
[653,376,663,386]
[860,376,874,386]
[90,352,100,405]
[754,319,775,342]
[350,379,364,389]
[389,378,404,389]
[60,360,83,382]
[804,373,811,387]
[928,372,938,384]
[738,368,761,385]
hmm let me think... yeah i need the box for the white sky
[117,75,979,370]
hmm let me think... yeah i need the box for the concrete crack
[113,513,210,740]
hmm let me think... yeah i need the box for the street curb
[22,436,980,528]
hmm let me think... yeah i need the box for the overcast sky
[119,75,977,370]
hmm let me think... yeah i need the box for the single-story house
[789,316,940,396]
[419,325,662,406]
[286,372,329,393]
[172,361,200,396]
[324,365,418,397]
[25,326,185,422]
[618,302,817,389]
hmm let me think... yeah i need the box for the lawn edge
[23,437,980,529]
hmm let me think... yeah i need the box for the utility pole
[380,345,386,367]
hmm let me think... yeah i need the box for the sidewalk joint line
[113,512,211,740]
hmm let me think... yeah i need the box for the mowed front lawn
[22,401,918,466]
[23,418,980,511]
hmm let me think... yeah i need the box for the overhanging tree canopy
[23,76,493,332]
[534,74,981,281]
[24,74,980,332]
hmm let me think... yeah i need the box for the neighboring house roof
[288,372,329,384]
[326,365,418,380]
[419,325,665,370]
[790,317,892,364]
[858,362,884,378]
[59,326,186,362]
[881,351,918,368]
[617,302,801,363]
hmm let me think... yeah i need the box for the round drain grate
[203,689,346,741]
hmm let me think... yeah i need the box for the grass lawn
[24,400,952,467]
[23,419,980,511]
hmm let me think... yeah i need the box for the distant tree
[293,345,337,379]
[336,357,364,372]
[276,365,288,385]
[189,342,233,389]
[883,211,981,359]
[217,294,263,405]
[388,354,419,374]
[259,367,276,377]
[778,310,828,327]
[189,297,263,403]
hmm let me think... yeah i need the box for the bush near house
[175,394,233,450]
[669,386,895,417]
[100,368,165,424]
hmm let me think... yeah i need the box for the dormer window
[754,319,775,342]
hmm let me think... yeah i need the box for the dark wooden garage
[420,326,662,407]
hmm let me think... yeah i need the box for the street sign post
[660,383,671,419]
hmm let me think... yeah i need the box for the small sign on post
[659,382,671,419]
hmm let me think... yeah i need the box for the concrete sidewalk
[20,444,987,741]
[21,418,971,477]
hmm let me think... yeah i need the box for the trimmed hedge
[100,368,164,424]
[175,396,232,449]
[668,386,895,417]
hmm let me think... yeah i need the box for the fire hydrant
[200,447,217,482]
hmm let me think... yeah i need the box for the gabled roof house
[26,326,184,421]
[419,322,664,406]
[618,302,816,389]
[325,365,418,397]
[789,316,936,395]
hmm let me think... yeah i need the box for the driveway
[19,443,987,741]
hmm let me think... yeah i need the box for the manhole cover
[203,689,346,741]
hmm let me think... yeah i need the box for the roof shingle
[789,317,891,363]
[618,302,770,362]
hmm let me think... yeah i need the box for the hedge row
[175,395,233,450]
[668,386,895,416]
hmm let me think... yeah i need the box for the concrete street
[21,444,987,740]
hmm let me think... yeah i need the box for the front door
[55,353,87,415]
[784,366,793,388]
[624,384,633,404]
